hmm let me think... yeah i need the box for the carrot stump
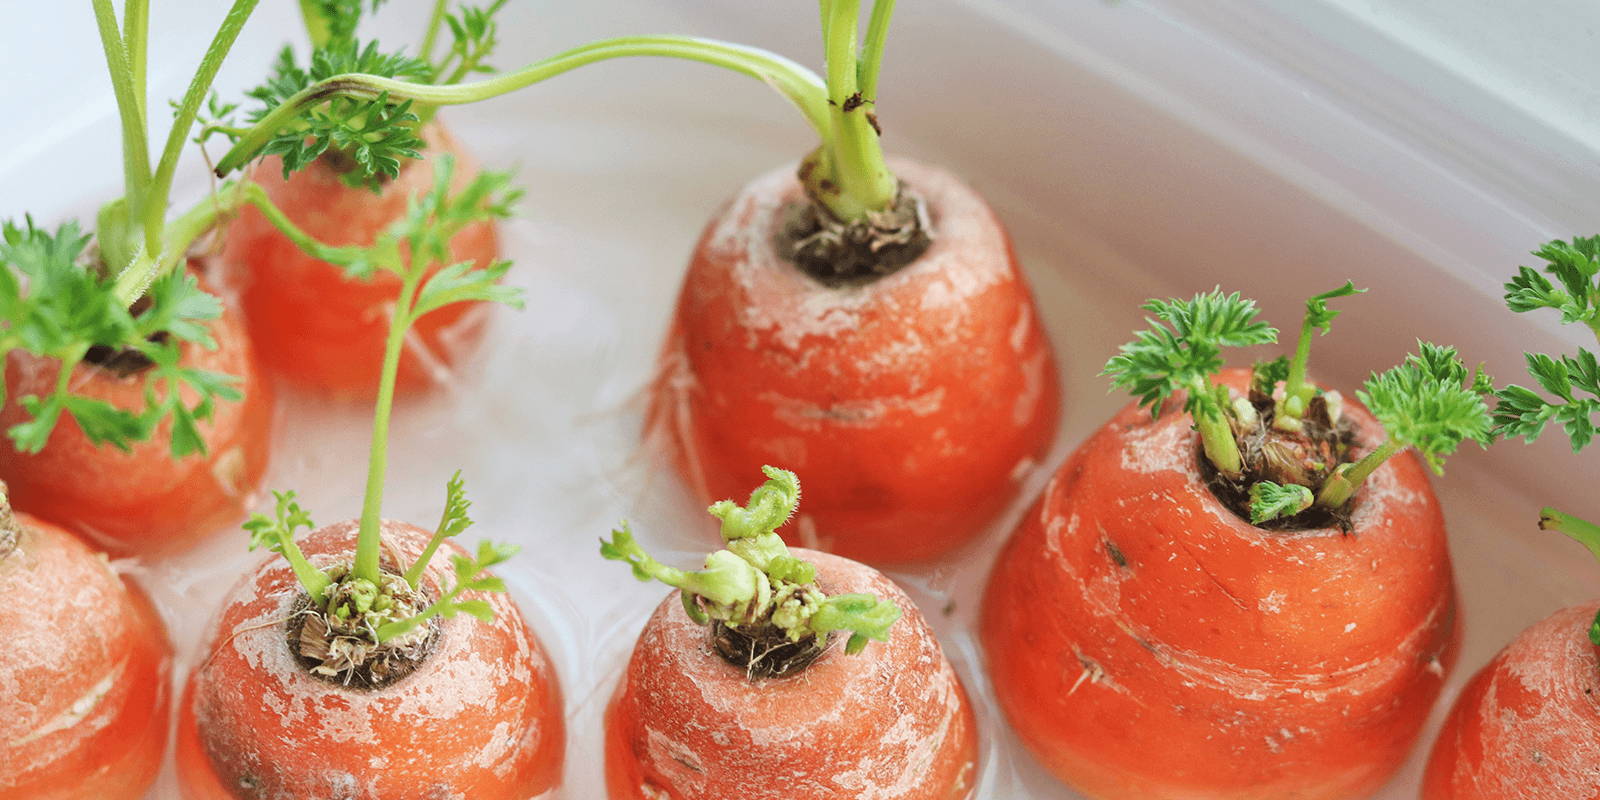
[650,159,1060,564]
[220,123,497,401]
[0,297,273,556]
[981,370,1459,799]
[0,511,172,799]
[177,520,564,799]
[605,548,979,800]
[1422,603,1600,799]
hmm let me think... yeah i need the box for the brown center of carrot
[284,567,440,690]
[710,619,828,681]
[778,180,932,287]
[1201,388,1359,532]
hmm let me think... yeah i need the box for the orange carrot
[649,158,1058,564]
[983,288,1491,798]
[0,502,171,799]
[1421,603,1600,799]
[177,520,564,799]
[601,467,979,799]
[0,286,272,556]
[220,123,498,400]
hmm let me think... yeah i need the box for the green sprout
[601,467,902,661]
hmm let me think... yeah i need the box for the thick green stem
[859,0,895,102]
[1316,439,1403,509]
[140,0,260,259]
[1281,317,1318,419]
[815,0,897,221]
[91,0,151,251]
[215,36,829,176]
[1189,378,1243,478]
[353,270,422,584]
[125,0,149,126]
[298,0,336,48]
[1540,507,1600,562]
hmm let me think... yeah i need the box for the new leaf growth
[1493,235,1600,645]
[600,466,902,659]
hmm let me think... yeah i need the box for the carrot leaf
[430,0,510,84]
[1248,480,1313,524]
[402,470,474,588]
[1505,237,1600,329]
[0,218,240,456]
[375,538,518,643]
[1493,349,1600,452]
[810,593,902,655]
[243,490,331,601]
[1103,289,1278,419]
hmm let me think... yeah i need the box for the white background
[2,1,1598,797]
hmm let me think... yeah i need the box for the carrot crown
[209,3,906,224]
[601,466,902,661]
[1105,288,1492,526]
[1491,236,1600,646]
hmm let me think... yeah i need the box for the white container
[3,2,1596,797]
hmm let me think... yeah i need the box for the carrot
[203,2,1062,561]
[176,518,564,799]
[600,467,979,800]
[210,4,517,399]
[1423,236,1600,798]
[0,272,272,555]
[644,1,1059,563]
[0,497,171,799]
[0,1,291,554]
[983,289,1491,798]
[178,161,563,798]
[1421,604,1600,799]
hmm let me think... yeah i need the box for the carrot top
[208,3,908,227]
[601,466,902,675]
[242,159,525,682]
[1491,236,1600,646]
[1104,288,1493,527]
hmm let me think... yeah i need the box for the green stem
[91,0,151,252]
[1316,438,1403,509]
[298,0,336,48]
[815,0,898,221]
[353,270,423,584]
[859,0,895,100]
[1540,507,1600,563]
[1189,378,1243,478]
[215,36,830,176]
[374,582,457,643]
[281,538,333,602]
[140,0,260,259]
[1281,316,1318,419]
[125,0,149,126]
[419,0,450,66]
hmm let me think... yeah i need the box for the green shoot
[298,0,385,48]
[0,220,240,456]
[428,0,511,87]
[1251,355,1290,397]
[1278,282,1365,428]
[1493,236,1600,645]
[1249,481,1314,525]
[1103,289,1279,477]
[375,539,518,643]
[243,490,331,601]
[600,467,902,658]
[402,470,473,588]
[1315,343,1493,508]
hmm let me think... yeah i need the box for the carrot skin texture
[0,302,273,556]
[649,160,1060,564]
[0,513,172,799]
[981,368,1459,799]
[177,520,565,800]
[604,548,979,800]
[1422,603,1600,799]
[218,123,497,400]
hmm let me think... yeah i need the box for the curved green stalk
[139,0,259,259]
[1315,439,1402,508]
[1541,507,1600,561]
[214,36,830,176]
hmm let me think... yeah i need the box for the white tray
[4,2,1598,797]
